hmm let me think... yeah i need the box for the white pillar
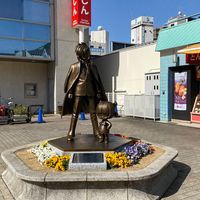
[79,27,85,43]
[112,76,115,103]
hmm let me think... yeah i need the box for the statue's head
[75,42,90,62]
[96,101,114,120]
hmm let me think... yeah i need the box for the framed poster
[174,72,187,111]
[196,65,200,81]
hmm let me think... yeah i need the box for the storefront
[156,18,200,122]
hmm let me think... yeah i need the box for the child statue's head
[96,101,114,120]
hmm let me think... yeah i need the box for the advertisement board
[174,72,187,111]
[72,0,91,28]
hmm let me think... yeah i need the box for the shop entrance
[169,65,198,121]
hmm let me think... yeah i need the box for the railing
[124,95,160,120]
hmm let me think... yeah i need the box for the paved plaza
[0,115,200,200]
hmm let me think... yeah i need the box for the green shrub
[13,104,28,115]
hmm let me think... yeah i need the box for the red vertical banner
[72,0,91,28]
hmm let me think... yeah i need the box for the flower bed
[28,137,154,171]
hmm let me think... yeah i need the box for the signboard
[186,53,200,64]
[72,0,91,28]
[174,72,187,111]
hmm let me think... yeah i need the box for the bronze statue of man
[61,42,107,141]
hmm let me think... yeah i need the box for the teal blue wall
[160,52,186,121]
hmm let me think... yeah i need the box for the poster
[196,65,200,81]
[174,72,187,111]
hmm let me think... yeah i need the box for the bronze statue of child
[96,101,114,143]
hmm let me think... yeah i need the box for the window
[23,0,50,23]
[157,75,159,80]
[157,85,159,90]
[0,39,23,55]
[0,0,23,20]
[24,23,50,41]
[24,83,37,97]
[146,76,148,80]
[0,20,23,39]
[0,0,51,59]
[24,41,50,57]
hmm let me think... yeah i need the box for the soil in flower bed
[15,146,165,172]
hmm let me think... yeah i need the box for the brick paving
[0,115,200,200]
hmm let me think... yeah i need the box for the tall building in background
[131,16,154,45]
[90,26,109,56]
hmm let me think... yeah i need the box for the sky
[90,0,200,43]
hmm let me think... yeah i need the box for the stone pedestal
[1,141,178,200]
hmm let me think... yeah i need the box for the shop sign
[72,0,91,28]
[174,72,187,111]
[186,53,200,64]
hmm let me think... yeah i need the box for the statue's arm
[106,120,112,129]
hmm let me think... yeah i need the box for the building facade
[156,18,200,121]
[90,26,109,56]
[0,0,80,113]
[94,43,160,95]
[131,16,154,45]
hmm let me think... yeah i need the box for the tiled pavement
[0,115,200,200]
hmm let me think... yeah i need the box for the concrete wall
[94,43,160,95]
[0,61,48,110]
[53,0,89,113]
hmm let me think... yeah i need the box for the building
[167,11,187,28]
[156,16,200,122]
[0,0,85,114]
[110,41,134,52]
[145,72,160,95]
[90,26,109,56]
[131,16,154,45]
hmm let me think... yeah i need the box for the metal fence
[106,92,126,116]
[124,95,160,120]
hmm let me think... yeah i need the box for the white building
[94,42,160,116]
[131,16,154,45]
[145,72,160,95]
[94,42,160,95]
[90,26,109,56]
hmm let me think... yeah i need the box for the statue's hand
[68,93,73,99]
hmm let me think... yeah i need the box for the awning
[177,43,200,54]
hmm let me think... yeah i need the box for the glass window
[24,83,37,97]
[0,20,23,39]
[0,39,50,58]
[0,39,23,55]
[23,0,50,23]
[24,41,50,58]
[24,23,50,41]
[0,0,23,20]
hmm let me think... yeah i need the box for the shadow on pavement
[162,161,191,198]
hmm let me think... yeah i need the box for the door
[170,66,196,121]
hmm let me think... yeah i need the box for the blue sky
[90,0,200,43]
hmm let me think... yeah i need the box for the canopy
[177,43,200,54]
